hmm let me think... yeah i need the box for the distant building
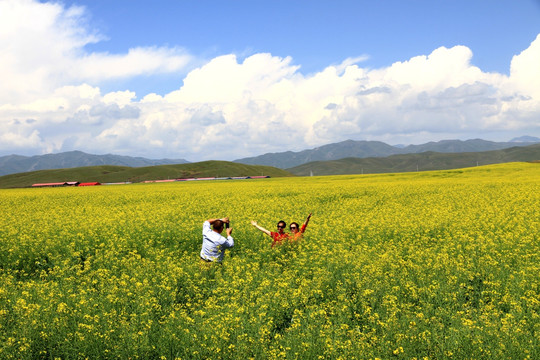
[78,182,101,186]
[32,182,67,188]
[143,179,175,183]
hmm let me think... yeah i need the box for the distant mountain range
[234,137,540,169]
[0,151,189,177]
[1,137,539,177]
[286,143,540,176]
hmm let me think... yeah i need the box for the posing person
[200,217,234,263]
[251,219,289,247]
[290,213,312,240]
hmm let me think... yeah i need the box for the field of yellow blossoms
[0,162,539,359]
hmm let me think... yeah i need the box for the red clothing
[291,223,307,241]
[270,231,289,247]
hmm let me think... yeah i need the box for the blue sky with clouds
[65,0,540,95]
[1,0,540,161]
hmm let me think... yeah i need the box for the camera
[225,222,230,229]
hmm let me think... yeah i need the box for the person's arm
[300,213,312,233]
[203,217,229,235]
[251,220,271,236]
[223,226,234,248]
[207,217,229,225]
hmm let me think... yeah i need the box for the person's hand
[251,220,257,226]
[226,227,233,237]
[222,217,229,223]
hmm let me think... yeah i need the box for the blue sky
[65,0,540,96]
[1,0,540,161]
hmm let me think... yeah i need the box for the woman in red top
[251,220,289,247]
[290,213,312,240]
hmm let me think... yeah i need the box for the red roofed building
[32,182,67,187]
[78,182,101,186]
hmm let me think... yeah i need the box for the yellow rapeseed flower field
[0,162,538,359]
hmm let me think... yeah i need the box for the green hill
[235,138,540,168]
[287,144,540,176]
[0,161,293,189]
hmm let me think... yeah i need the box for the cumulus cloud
[189,105,225,126]
[0,0,191,105]
[0,119,42,150]
[510,34,540,99]
[0,0,539,160]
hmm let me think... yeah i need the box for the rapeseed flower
[0,163,538,358]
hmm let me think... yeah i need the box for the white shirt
[200,221,234,262]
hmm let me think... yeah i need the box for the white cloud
[0,119,42,151]
[510,34,540,99]
[103,91,137,106]
[165,53,300,104]
[379,46,485,91]
[0,0,539,160]
[0,0,191,105]
[75,47,191,83]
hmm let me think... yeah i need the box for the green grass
[287,144,540,176]
[0,160,293,188]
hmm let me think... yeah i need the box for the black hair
[213,220,224,232]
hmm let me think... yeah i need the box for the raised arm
[207,217,229,225]
[301,213,312,233]
[251,220,271,236]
